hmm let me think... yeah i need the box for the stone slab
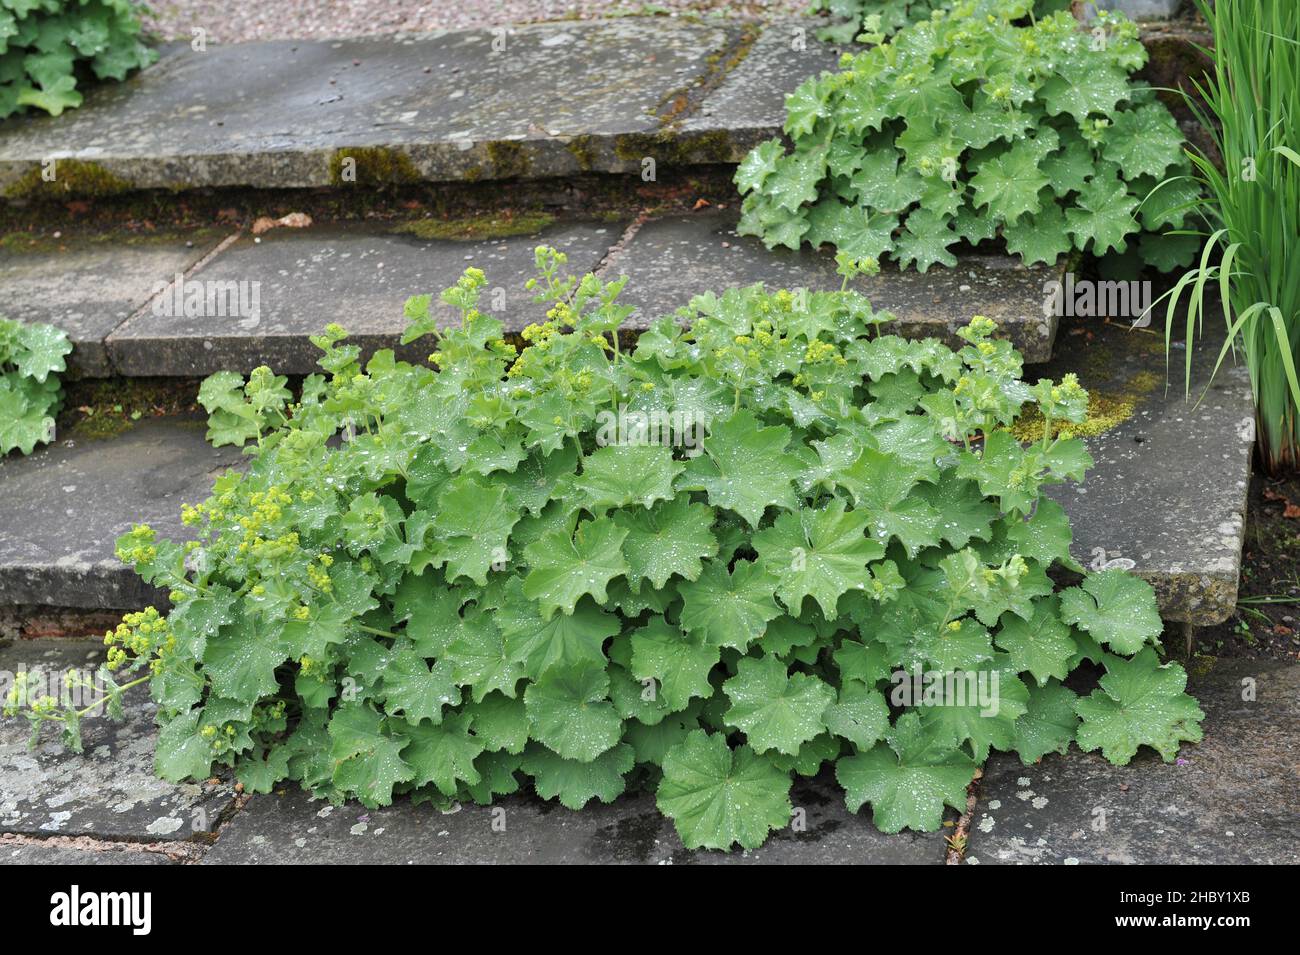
[0,236,217,377]
[0,20,794,194]
[0,842,174,864]
[106,222,620,376]
[1041,320,1253,625]
[609,212,1060,362]
[681,18,844,156]
[0,638,235,841]
[966,659,1300,865]
[1087,0,1182,20]
[202,772,941,864]
[0,417,243,609]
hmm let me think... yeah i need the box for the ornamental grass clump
[5,250,1203,850]
[737,0,1198,273]
[1161,0,1300,473]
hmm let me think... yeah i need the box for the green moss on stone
[4,159,133,200]
[614,130,734,166]
[565,136,597,172]
[1011,368,1163,443]
[60,378,201,441]
[329,147,422,186]
[392,211,556,241]
[485,141,531,179]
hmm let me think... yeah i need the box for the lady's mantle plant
[0,0,155,118]
[6,250,1203,851]
[0,316,71,456]
[738,0,1200,272]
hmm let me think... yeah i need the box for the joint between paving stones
[0,830,206,863]
[946,768,984,865]
[655,22,762,133]
[591,209,651,281]
[100,229,244,375]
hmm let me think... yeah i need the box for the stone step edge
[0,17,1205,198]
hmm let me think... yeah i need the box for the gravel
[140,0,810,44]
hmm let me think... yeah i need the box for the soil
[1194,468,1300,664]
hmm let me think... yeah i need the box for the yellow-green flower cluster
[103,607,172,672]
[114,523,158,565]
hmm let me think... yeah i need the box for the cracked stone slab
[0,20,785,194]
[0,417,243,609]
[202,772,940,864]
[681,18,844,157]
[966,659,1299,865]
[607,212,1060,361]
[0,639,235,841]
[0,234,218,377]
[106,221,620,376]
[0,842,174,864]
[1041,320,1253,624]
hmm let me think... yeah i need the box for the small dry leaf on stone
[252,212,314,235]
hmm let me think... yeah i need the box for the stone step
[5,640,1290,865]
[0,232,223,377]
[6,211,1059,378]
[0,417,244,610]
[0,19,841,197]
[1040,319,1252,626]
[610,212,1059,361]
[199,770,939,865]
[965,658,1299,865]
[0,320,1250,621]
[0,637,236,841]
[104,222,621,377]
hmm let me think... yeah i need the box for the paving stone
[0,417,243,609]
[608,212,1060,361]
[966,659,1300,865]
[202,772,941,864]
[0,235,218,377]
[0,20,783,194]
[0,639,235,841]
[106,222,620,376]
[1040,320,1253,624]
[681,19,844,157]
[0,842,174,864]
[1088,0,1182,20]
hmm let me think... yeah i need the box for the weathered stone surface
[0,418,242,609]
[106,222,619,376]
[1087,0,1182,20]
[609,212,1060,361]
[0,841,174,864]
[967,659,1300,865]
[681,19,843,157]
[0,639,235,841]
[202,772,941,864]
[1042,320,1253,624]
[0,235,217,377]
[0,20,787,193]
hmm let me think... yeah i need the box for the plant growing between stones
[739,0,1199,272]
[0,316,71,456]
[5,250,1203,850]
[0,0,155,118]
[809,0,1072,46]
[1159,0,1300,473]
